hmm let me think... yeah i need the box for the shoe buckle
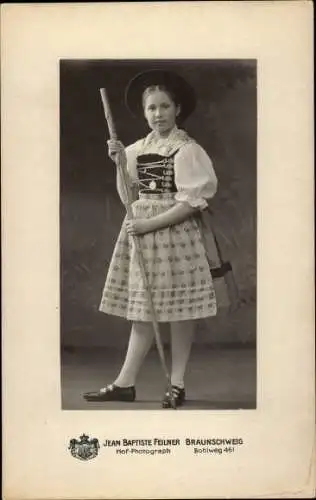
[100,384,114,394]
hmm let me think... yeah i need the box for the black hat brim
[125,69,196,122]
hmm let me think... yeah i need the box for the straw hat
[125,69,196,122]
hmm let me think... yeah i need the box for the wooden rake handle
[99,87,176,409]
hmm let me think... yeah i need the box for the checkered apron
[99,192,217,322]
[99,145,219,322]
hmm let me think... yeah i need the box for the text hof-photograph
[60,59,257,411]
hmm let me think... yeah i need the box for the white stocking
[114,322,154,387]
[170,320,196,389]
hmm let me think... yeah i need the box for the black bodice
[136,153,177,194]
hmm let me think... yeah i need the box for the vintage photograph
[3,2,314,498]
[60,59,257,410]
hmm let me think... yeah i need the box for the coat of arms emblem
[68,434,100,461]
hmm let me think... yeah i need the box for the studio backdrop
[60,59,257,349]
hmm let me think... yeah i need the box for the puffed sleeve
[174,142,218,210]
[115,141,141,204]
[125,141,140,183]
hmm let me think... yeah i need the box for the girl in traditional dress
[84,69,219,408]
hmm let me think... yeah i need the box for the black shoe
[83,384,136,402]
[162,385,185,409]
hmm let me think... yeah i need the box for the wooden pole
[99,88,176,409]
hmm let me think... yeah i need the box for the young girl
[84,69,218,408]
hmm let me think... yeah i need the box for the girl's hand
[107,139,126,164]
[125,218,152,235]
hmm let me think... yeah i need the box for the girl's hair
[142,85,180,109]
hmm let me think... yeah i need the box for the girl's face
[143,89,180,137]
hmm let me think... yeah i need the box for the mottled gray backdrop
[60,59,257,349]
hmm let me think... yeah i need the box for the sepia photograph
[60,59,257,411]
[2,3,314,498]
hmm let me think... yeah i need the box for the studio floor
[61,344,256,410]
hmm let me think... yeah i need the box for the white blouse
[122,129,217,210]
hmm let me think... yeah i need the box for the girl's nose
[155,107,162,117]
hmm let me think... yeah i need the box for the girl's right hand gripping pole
[99,87,176,410]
